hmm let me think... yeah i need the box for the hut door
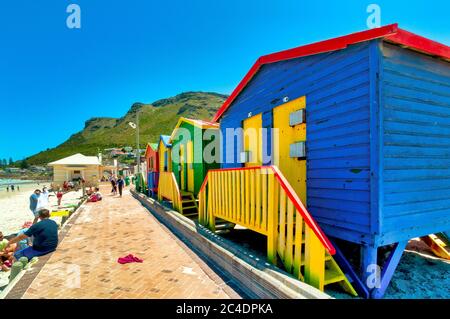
[187,141,195,193]
[179,144,186,190]
[273,96,307,203]
[243,113,263,167]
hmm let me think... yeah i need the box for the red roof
[213,24,450,122]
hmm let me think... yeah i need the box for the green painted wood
[171,121,220,197]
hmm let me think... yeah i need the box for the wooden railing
[158,171,182,212]
[198,166,336,291]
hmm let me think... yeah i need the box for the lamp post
[128,111,140,190]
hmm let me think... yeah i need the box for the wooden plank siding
[218,38,450,247]
[220,42,374,244]
[379,42,450,245]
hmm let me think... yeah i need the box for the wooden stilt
[371,241,407,299]
[330,239,369,299]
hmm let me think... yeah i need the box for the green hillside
[26,92,227,165]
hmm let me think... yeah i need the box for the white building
[48,153,103,183]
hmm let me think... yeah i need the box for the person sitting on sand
[7,209,58,261]
[17,222,33,250]
[0,231,17,272]
[0,232,8,252]
[87,187,102,202]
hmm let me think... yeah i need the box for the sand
[385,239,450,298]
[0,183,84,236]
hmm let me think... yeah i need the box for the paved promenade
[17,185,239,299]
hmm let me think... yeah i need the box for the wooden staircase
[199,166,358,296]
[283,234,357,295]
[421,233,450,260]
[180,191,198,217]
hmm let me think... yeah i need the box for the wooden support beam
[360,244,378,290]
[330,239,369,299]
[371,241,407,299]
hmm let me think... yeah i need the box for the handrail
[198,165,335,255]
[158,171,182,212]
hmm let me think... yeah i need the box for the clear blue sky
[0,0,448,161]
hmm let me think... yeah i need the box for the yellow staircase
[198,166,357,295]
[158,172,200,217]
[180,191,198,217]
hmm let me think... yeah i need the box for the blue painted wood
[371,241,408,299]
[330,238,370,299]
[219,39,450,250]
[220,42,373,243]
[360,244,378,289]
[380,42,450,244]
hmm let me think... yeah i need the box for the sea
[0,179,48,199]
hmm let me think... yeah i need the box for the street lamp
[128,111,140,189]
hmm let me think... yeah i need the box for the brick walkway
[19,185,239,299]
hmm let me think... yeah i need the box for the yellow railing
[198,166,336,291]
[158,171,182,213]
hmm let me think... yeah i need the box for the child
[86,187,94,196]
[56,188,63,206]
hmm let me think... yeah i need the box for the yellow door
[243,113,263,167]
[187,141,194,193]
[179,144,185,190]
[273,96,307,203]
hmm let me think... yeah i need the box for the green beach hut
[169,117,220,197]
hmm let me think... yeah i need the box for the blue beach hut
[211,24,450,298]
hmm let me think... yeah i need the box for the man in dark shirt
[7,209,59,260]
[117,176,125,197]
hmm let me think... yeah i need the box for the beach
[0,180,83,236]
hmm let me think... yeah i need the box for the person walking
[37,186,51,210]
[29,189,41,225]
[117,176,125,197]
[110,176,117,196]
[56,188,64,207]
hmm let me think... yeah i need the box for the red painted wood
[385,29,450,60]
[199,165,336,254]
[213,24,450,122]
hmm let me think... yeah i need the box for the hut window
[289,109,306,126]
[290,142,306,158]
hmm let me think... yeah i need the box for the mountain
[26,92,228,165]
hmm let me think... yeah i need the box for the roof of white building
[48,153,101,166]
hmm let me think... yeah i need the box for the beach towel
[117,254,143,264]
